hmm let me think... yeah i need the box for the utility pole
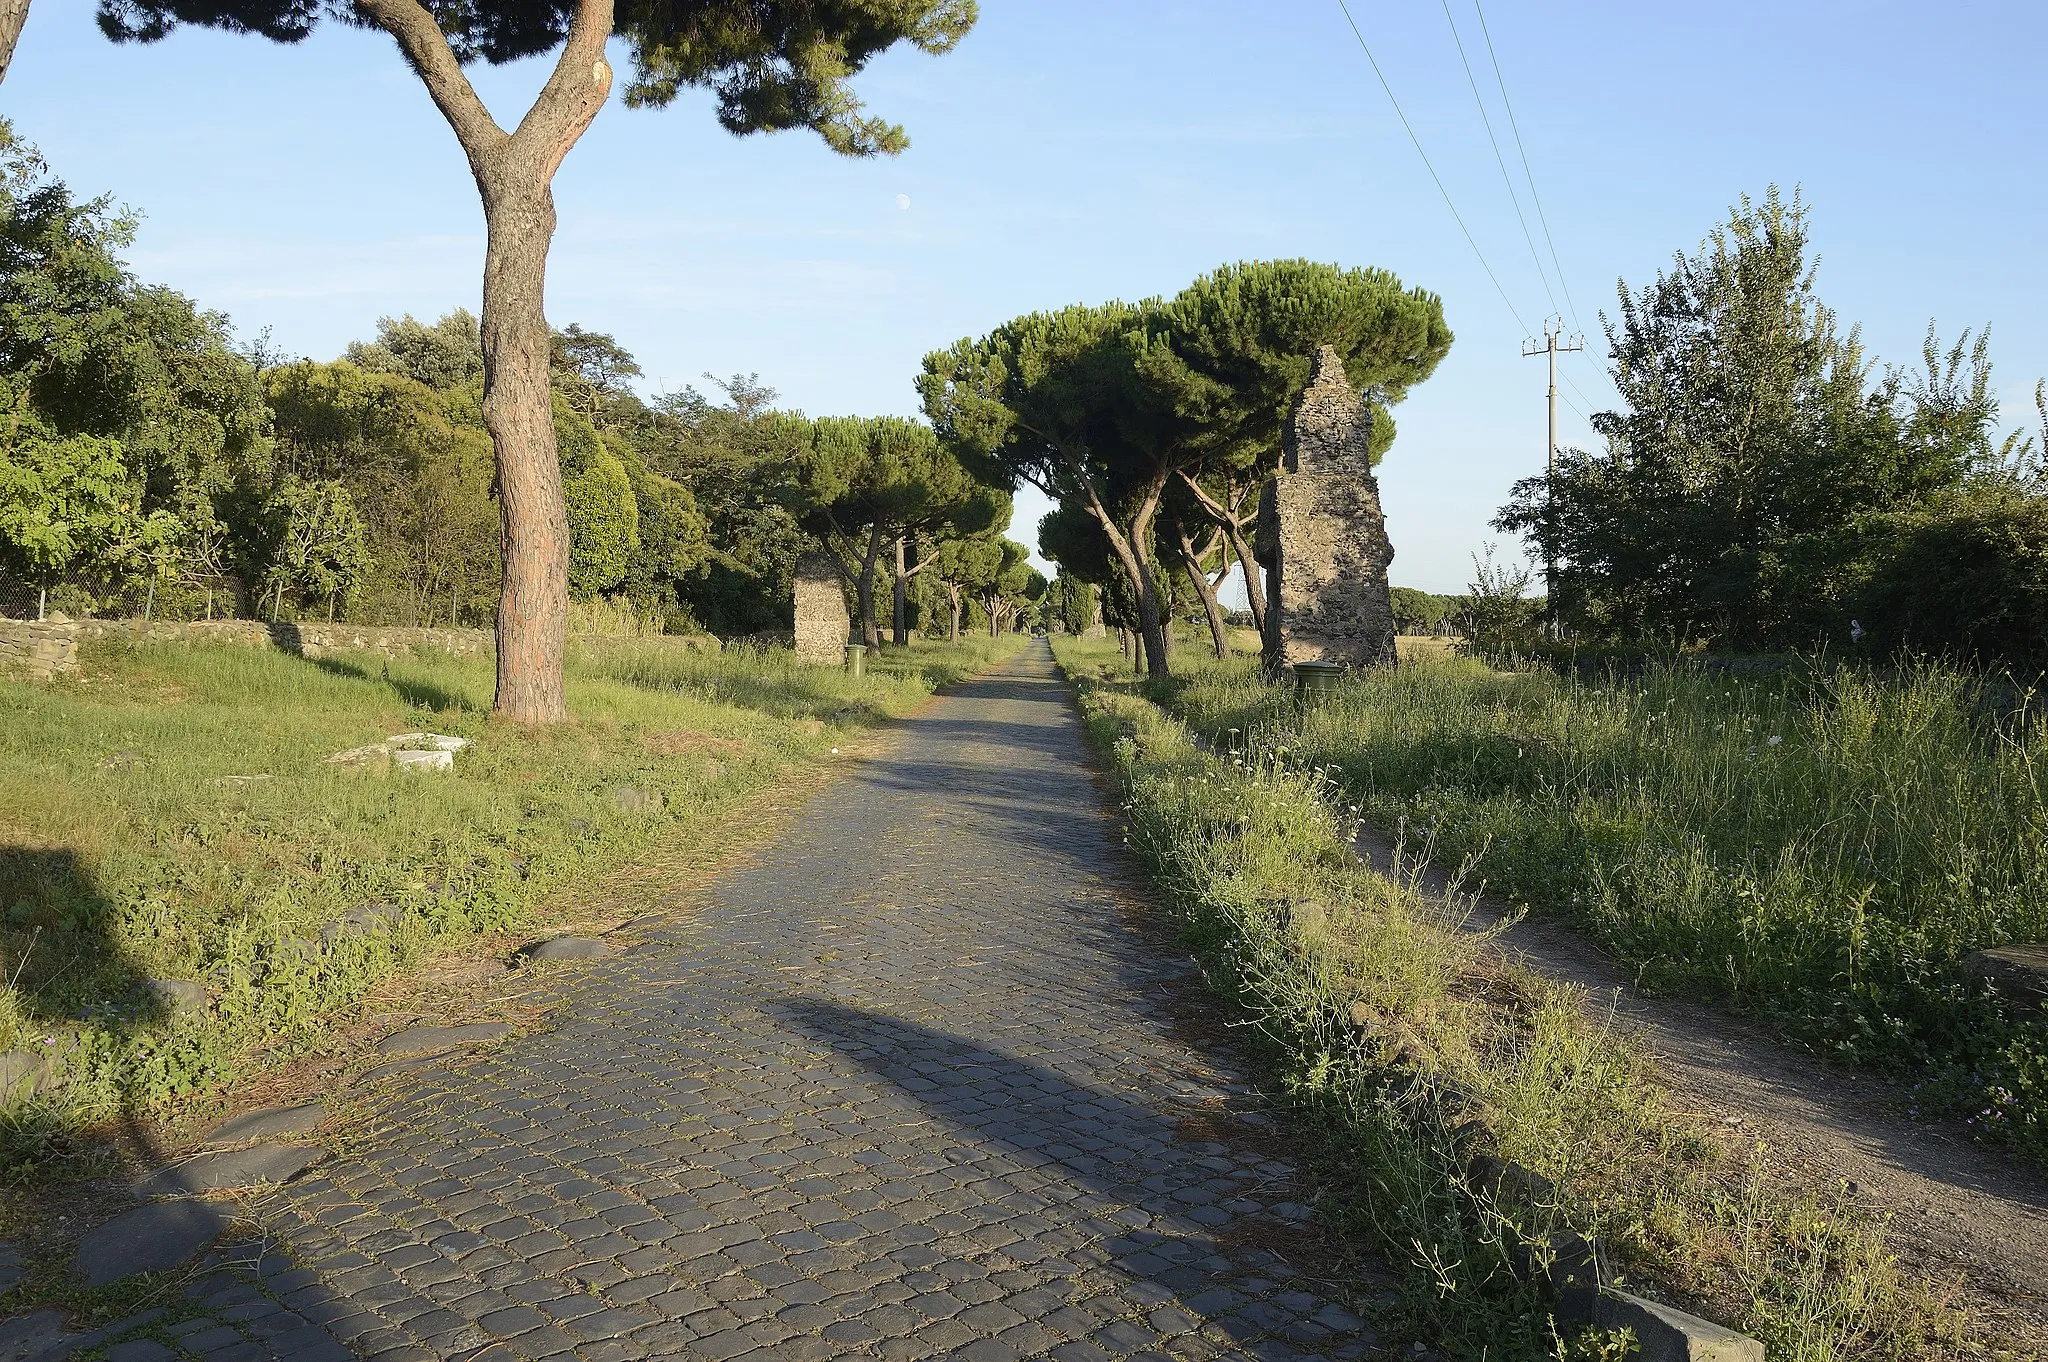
[1522,318,1583,635]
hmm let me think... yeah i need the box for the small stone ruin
[792,550,850,664]
[1255,345,1399,671]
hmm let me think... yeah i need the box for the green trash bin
[1294,660,1343,709]
[844,643,867,678]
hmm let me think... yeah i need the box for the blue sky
[7,1,2045,593]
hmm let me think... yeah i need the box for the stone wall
[73,618,495,660]
[0,616,79,678]
[792,551,851,664]
[1255,345,1399,670]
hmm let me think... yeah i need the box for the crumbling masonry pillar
[792,550,850,664]
[1255,345,1399,671]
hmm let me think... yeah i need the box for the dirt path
[1349,825,2048,1343]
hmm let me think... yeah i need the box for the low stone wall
[0,616,79,678]
[74,618,495,660]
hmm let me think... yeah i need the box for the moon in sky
[896,194,911,210]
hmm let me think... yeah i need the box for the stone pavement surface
[28,641,1379,1361]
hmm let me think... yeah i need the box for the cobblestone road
[90,641,1378,1361]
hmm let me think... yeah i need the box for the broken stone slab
[611,785,664,814]
[393,747,453,773]
[375,1021,515,1056]
[521,935,618,962]
[318,901,406,945]
[1595,1291,1764,1362]
[0,1050,49,1104]
[130,1142,324,1197]
[357,1054,442,1084]
[1963,943,2048,1010]
[137,978,207,1017]
[202,1101,327,1147]
[0,1309,79,1360]
[387,732,469,752]
[74,1200,231,1286]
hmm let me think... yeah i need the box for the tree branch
[513,0,617,181]
[353,0,508,167]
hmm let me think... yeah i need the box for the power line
[1471,0,1586,338]
[1330,0,1531,337]
[1437,0,1559,319]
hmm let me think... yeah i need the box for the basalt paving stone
[29,642,1384,1359]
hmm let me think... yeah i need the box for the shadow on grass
[0,847,153,1031]
[293,652,475,714]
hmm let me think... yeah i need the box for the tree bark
[1226,520,1266,636]
[357,0,614,723]
[892,535,909,646]
[946,584,962,642]
[1176,526,1230,660]
[0,0,30,86]
[853,522,886,652]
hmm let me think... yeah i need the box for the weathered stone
[1596,1291,1764,1362]
[392,747,453,773]
[0,615,80,680]
[318,901,406,946]
[1255,345,1399,670]
[521,935,618,962]
[73,1201,231,1285]
[792,549,850,664]
[202,1101,327,1147]
[131,1141,324,1196]
[106,1339,180,1362]
[0,1050,48,1104]
[357,1054,442,1084]
[0,1308,78,1359]
[376,1021,516,1056]
[611,785,664,815]
[138,978,207,1017]
[388,732,469,752]
[1963,943,2048,1010]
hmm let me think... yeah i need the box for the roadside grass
[1053,635,1966,1362]
[0,630,1023,1178]
[1132,648,2048,1161]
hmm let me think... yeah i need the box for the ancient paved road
[157,641,1378,1361]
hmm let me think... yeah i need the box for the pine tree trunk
[1226,521,1266,636]
[479,183,571,722]
[892,536,910,647]
[1178,537,1229,659]
[0,0,30,86]
[855,523,885,652]
[356,0,613,723]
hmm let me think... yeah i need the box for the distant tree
[1497,189,1999,648]
[800,414,999,650]
[552,322,641,422]
[257,475,371,621]
[921,301,1183,670]
[0,431,137,615]
[100,0,978,720]
[563,445,639,599]
[346,311,485,392]
[1147,259,1452,635]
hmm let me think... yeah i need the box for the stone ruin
[792,549,850,664]
[1255,345,1398,671]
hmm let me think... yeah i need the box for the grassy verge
[0,630,1024,1179]
[1052,636,1966,1361]
[1123,647,2048,1162]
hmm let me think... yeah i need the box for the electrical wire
[1331,0,1531,337]
[1472,0,1587,338]
[1438,0,1559,318]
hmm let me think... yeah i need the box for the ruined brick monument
[792,550,850,664]
[1255,345,1398,671]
